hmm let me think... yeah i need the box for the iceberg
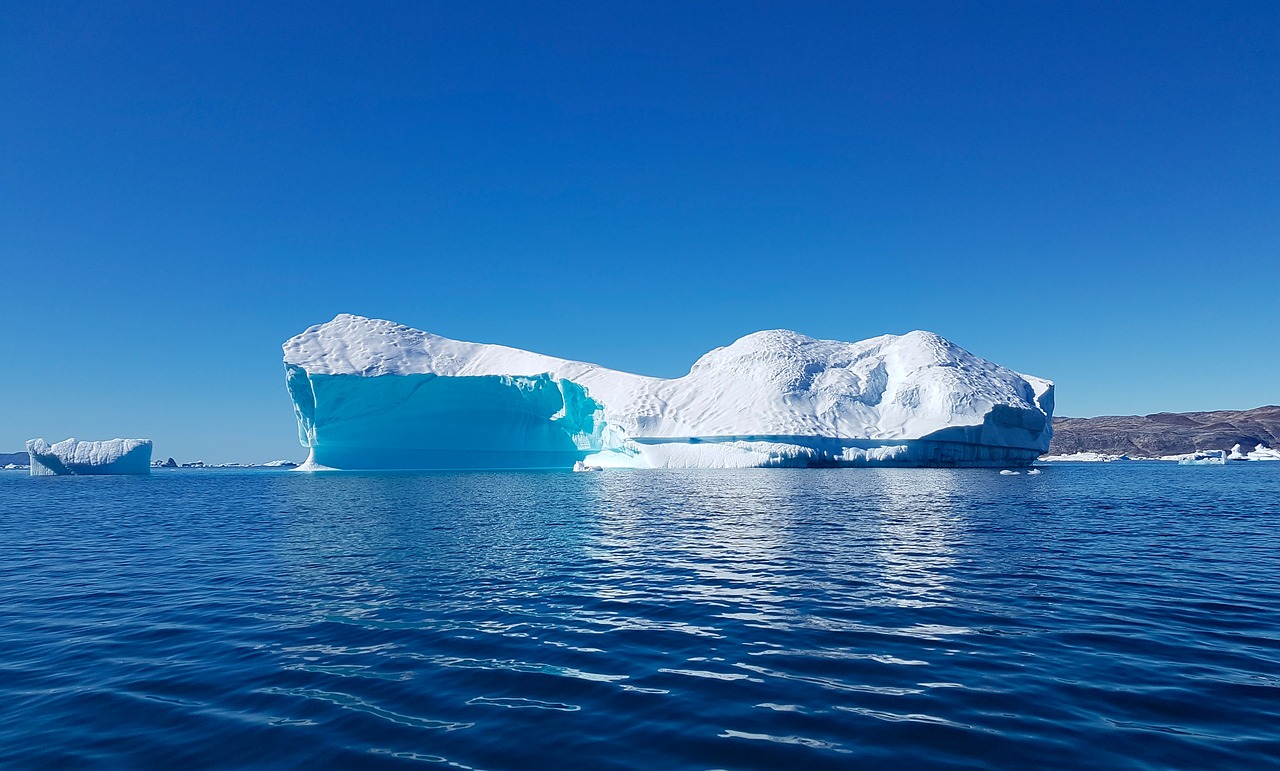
[1230,443,1280,461]
[1175,450,1227,465]
[27,438,153,476]
[283,315,1054,470]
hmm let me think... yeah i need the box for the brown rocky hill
[1048,406,1280,457]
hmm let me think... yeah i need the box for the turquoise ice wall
[286,365,605,469]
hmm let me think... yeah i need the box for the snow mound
[283,315,1054,470]
[27,438,152,476]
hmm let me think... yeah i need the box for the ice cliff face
[283,314,1054,469]
[27,438,153,476]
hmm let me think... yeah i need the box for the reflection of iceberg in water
[261,469,991,752]
[586,471,808,618]
[859,470,966,610]
[265,473,623,742]
[583,469,971,633]
[578,468,978,722]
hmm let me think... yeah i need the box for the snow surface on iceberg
[27,438,153,476]
[283,315,1054,470]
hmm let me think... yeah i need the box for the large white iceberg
[283,315,1054,470]
[27,438,153,476]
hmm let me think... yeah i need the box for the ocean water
[1,464,1278,770]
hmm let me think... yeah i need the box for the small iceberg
[999,469,1021,475]
[573,460,603,473]
[1229,443,1280,461]
[1027,468,1042,475]
[26,438,152,476]
[1176,450,1227,466]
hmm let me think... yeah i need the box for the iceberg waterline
[283,315,1054,470]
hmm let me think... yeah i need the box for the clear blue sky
[3,2,1277,462]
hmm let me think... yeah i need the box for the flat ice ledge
[26,438,153,476]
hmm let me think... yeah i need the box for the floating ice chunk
[1227,443,1280,461]
[283,315,1055,470]
[1027,468,1042,475]
[1247,444,1280,461]
[26,438,152,476]
[999,469,1020,475]
[1175,450,1227,465]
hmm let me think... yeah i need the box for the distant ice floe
[26,438,152,476]
[1156,446,1270,463]
[148,458,303,469]
[1230,443,1280,461]
[1171,450,1227,465]
[1039,452,1130,462]
[1044,444,1277,463]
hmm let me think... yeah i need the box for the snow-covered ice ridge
[283,314,1054,470]
[27,438,152,476]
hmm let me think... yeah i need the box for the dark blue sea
[2,464,1278,770]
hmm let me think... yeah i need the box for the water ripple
[1,465,1278,769]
